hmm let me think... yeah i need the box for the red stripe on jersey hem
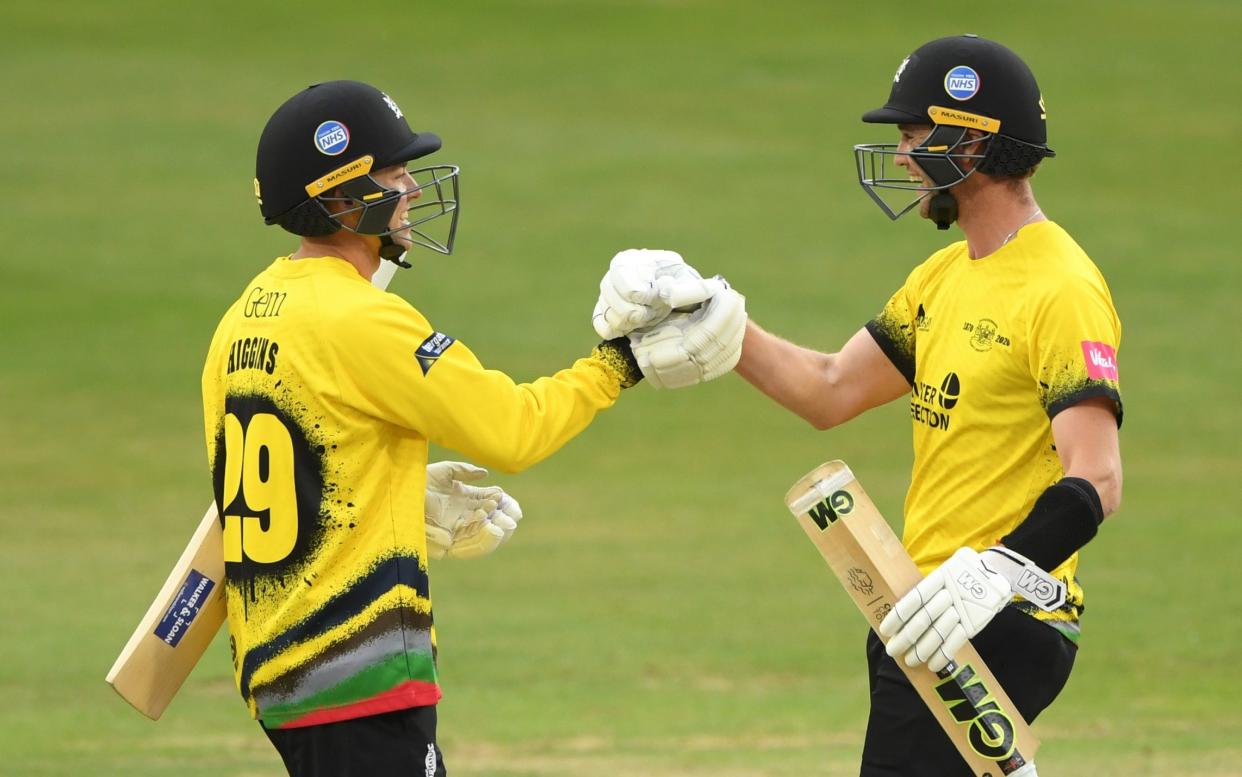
[269,681,442,729]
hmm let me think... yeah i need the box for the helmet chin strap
[927,191,958,230]
[379,235,412,268]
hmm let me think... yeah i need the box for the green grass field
[3,1,1240,774]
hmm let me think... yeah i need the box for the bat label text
[154,569,217,648]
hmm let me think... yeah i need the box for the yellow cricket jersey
[202,255,628,728]
[865,221,1122,639]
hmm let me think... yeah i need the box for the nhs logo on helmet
[314,120,350,156]
[944,66,980,101]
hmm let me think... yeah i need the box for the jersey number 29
[219,412,298,564]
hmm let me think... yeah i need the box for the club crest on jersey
[314,120,350,156]
[962,318,1011,352]
[415,332,456,375]
[944,65,980,101]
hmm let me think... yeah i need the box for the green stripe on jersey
[259,650,437,727]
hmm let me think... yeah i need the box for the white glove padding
[629,284,746,389]
[440,494,523,560]
[424,461,519,560]
[878,547,1012,672]
[592,249,720,340]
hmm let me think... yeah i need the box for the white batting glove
[592,249,720,339]
[424,461,522,561]
[441,494,523,560]
[879,547,1012,672]
[629,283,746,389]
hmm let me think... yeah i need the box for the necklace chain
[1002,207,1043,247]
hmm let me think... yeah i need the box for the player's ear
[961,130,989,169]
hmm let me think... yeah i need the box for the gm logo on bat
[935,662,1018,762]
[805,489,855,530]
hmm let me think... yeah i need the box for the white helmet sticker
[314,121,350,156]
[944,65,981,101]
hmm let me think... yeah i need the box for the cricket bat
[784,460,1039,777]
[106,258,404,719]
[105,504,226,719]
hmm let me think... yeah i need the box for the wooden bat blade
[785,460,1039,777]
[105,504,227,720]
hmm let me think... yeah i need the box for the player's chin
[389,224,414,249]
[917,194,932,219]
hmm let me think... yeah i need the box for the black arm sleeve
[1001,477,1104,571]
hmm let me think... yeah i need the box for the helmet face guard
[854,35,1054,228]
[256,80,460,260]
[317,163,460,255]
[854,123,989,221]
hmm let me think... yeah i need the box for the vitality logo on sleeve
[1081,341,1118,381]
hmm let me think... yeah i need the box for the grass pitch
[2,2,1240,775]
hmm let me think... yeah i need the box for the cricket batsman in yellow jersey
[205,80,749,777]
[591,36,1123,777]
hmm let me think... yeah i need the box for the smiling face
[370,163,424,251]
[895,124,935,217]
[891,123,992,220]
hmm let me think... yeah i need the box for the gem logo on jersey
[314,121,350,156]
[415,332,457,375]
[944,66,980,101]
[1081,341,1118,381]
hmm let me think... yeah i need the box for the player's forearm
[1063,462,1122,518]
[735,321,847,430]
[440,351,631,474]
[1052,397,1123,517]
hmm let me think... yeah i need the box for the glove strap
[980,547,1067,612]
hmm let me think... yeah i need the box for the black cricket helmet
[255,80,459,261]
[854,35,1054,228]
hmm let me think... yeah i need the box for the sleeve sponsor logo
[154,569,216,648]
[415,332,456,375]
[1081,341,1118,381]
